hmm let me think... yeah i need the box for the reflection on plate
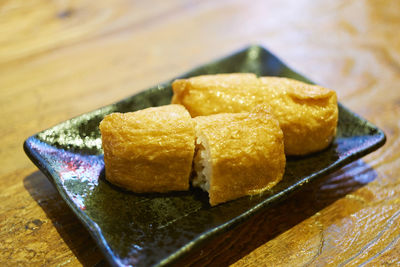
[24,45,386,267]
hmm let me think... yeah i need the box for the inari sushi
[172,73,338,156]
[259,77,338,155]
[99,104,195,193]
[192,108,286,206]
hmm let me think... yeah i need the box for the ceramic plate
[24,45,386,267]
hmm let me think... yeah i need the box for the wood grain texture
[1,0,399,266]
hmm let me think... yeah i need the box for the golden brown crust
[172,73,260,117]
[99,104,195,193]
[259,77,338,155]
[172,74,338,155]
[194,109,286,206]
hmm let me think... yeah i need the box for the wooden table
[1,0,399,266]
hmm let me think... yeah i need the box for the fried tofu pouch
[99,104,195,193]
[192,109,286,206]
[172,73,338,155]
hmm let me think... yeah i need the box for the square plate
[24,45,386,267]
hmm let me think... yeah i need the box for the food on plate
[171,73,338,155]
[192,107,285,206]
[99,73,337,205]
[171,73,260,117]
[259,76,338,155]
[99,104,195,193]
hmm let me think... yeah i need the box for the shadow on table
[23,171,110,267]
[24,159,377,267]
[176,159,378,266]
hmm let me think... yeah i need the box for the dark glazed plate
[24,45,386,267]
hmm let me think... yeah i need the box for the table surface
[1,0,400,266]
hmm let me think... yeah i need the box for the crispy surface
[194,110,286,206]
[172,74,338,155]
[99,104,195,193]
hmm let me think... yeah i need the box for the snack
[259,77,338,155]
[172,73,260,116]
[99,104,195,193]
[192,108,285,206]
[172,73,338,155]
[100,73,336,204]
